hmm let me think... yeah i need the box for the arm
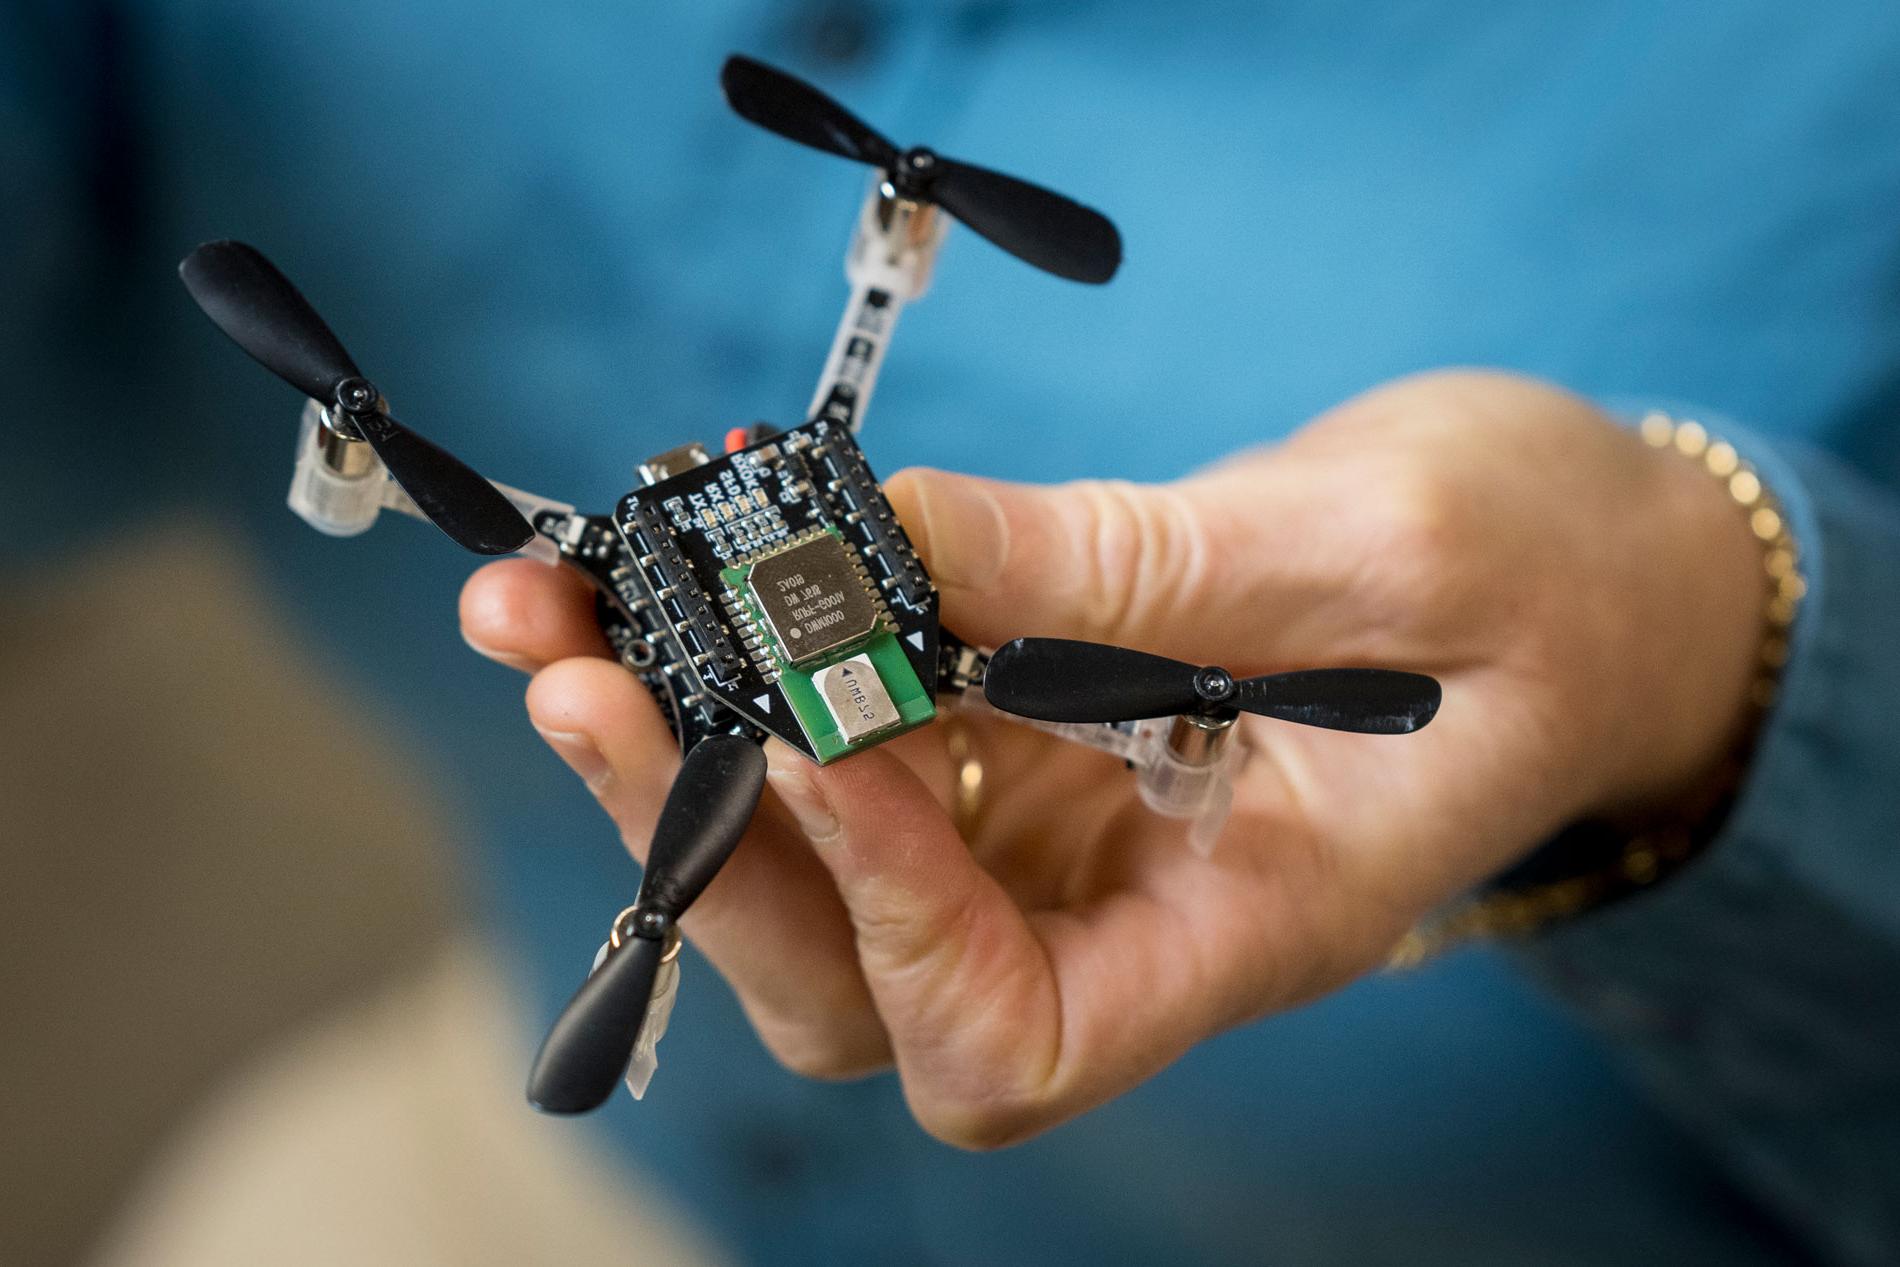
[1519,434,1900,1266]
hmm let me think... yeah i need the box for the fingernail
[462,629,539,674]
[766,747,840,845]
[536,727,611,793]
[904,472,1009,591]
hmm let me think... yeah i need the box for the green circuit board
[721,528,934,762]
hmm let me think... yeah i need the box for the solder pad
[740,531,882,667]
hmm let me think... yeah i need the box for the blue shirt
[6,2,1898,1262]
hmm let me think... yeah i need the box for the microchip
[813,656,901,743]
[744,532,880,666]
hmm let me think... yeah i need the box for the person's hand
[459,370,1764,1147]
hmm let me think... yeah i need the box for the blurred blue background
[5,1,1897,1263]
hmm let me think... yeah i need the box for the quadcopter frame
[287,175,1243,841]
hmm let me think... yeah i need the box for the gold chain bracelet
[1386,413,1807,969]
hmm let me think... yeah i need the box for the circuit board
[527,507,740,751]
[535,418,941,763]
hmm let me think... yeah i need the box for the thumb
[764,742,1064,1146]
[765,741,1262,1147]
[884,467,1224,654]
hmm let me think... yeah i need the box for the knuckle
[1375,465,1459,544]
[1061,480,1211,643]
[850,882,980,986]
[910,1094,1043,1152]
[900,1007,1064,1151]
[1362,466,1464,598]
[757,1021,888,1082]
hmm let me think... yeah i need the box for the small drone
[180,56,1441,1116]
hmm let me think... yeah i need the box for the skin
[459,370,1766,1148]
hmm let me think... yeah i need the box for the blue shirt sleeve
[1516,429,1900,1266]
[1,3,177,561]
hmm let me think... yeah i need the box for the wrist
[1600,418,1780,817]
[1391,414,1806,967]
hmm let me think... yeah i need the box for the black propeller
[178,240,534,556]
[720,54,1122,285]
[983,638,1442,734]
[527,735,768,1115]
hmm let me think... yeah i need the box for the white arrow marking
[753,694,772,713]
[905,631,925,651]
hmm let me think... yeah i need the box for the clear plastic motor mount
[586,938,682,1101]
[845,176,946,300]
[1136,716,1238,856]
[287,400,386,536]
[956,690,1241,855]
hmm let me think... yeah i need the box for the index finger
[459,558,614,672]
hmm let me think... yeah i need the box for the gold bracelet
[1386,413,1807,969]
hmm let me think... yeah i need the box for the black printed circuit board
[538,419,941,763]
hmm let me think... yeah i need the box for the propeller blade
[180,241,532,556]
[720,54,898,168]
[930,157,1123,284]
[636,735,768,918]
[526,935,664,1115]
[525,735,765,1114]
[348,406,534,556]
[987,638,1444,733]
[983,637,1198,723]
[179,240,362,404]
[1233,669,1442,734]
[718,56,1121,284]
